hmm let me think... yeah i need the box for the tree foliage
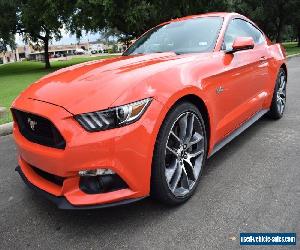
[72,0,299,44]
[70,0,229,43]
[0,0,76,68]
[68,0,106,38]
[0,0,300,63]
[0,0,18,52]
[232,0,300,43]
[20,0,76,68]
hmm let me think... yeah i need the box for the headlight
[75,98,152,132]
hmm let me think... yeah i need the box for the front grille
[31,165,65,186]
[11,109,66,149]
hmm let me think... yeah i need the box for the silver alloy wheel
[164,112,205,197]
[277,71,287,114]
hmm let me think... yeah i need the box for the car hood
[20,53,199,114]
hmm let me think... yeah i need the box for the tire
[151,102,207,205]
[268,68,287,119]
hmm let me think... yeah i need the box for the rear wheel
[268,68,287,119]
[151,102,207,205]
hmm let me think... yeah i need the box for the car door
[213,18,269,142]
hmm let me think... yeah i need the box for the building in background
[0,46,25,64]
[0,41,127,65]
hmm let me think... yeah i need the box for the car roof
[163,12,245,25]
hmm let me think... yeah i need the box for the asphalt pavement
[0,57,299,250]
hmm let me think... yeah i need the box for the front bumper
[15,166,145,210]
[12,97,163,208]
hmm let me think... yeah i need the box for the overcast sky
[15,29,102,46]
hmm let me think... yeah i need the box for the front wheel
[151,102,207,205]
[268,68,287,119]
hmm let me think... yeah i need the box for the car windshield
[123,17,223,56]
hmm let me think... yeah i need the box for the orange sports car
[12,12,287,209]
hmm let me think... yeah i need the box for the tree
[0,0,18,52]
[0,0,76,68]
[68,0,106,39]
[232,0,300,43]
[150,0,228,21]
[76,0,229,44]
[104,0,156,41]
[295,24,300,47]
[110,0,229,39]
[67,0,156,46]
[290,1,300,46]
[19,0,76,68]
[0,36,16,53]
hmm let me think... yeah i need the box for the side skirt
[208,109,269,158]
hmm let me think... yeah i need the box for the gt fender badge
[216,86,224,94]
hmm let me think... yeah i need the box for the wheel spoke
[277,91,286,114]
[170,163,183,191]
[185,114,195,143]
[188,149,204,159]
[170,130,182,144]
[277,96,281,102]
[187,133,203,148]
[280,101,284,113]
[280,76,286,90]
[277,101,282,113]
[165,159,178,183]
[183,159,196,181]
[181,167,190,189]
[178,113,188,140]
[166,145,178,157]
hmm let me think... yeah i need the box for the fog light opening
[79,169,128,194]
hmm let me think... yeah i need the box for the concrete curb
[287,53,300,59]
[0,122,13,136]
[0,107,7,119]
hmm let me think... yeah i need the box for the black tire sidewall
[269,68,287,119]
[151,102,207,205]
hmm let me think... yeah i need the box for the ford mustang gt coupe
[12,12,287,209]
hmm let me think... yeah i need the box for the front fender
[149,86,216,157]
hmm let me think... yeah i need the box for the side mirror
[226,37,254,53]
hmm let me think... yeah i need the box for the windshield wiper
[150,51,181,55]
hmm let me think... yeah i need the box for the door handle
[260,56,267,61]
[259,56,268,64]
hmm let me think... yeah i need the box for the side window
[247,23,265,45]
[223,19,265,50]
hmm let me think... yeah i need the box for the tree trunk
[298,25,300,47]
[44,38,50,69]
[276,19,283,43]
[275,2,285,44]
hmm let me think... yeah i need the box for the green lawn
[0,56,115,124]
[283,42,300,56]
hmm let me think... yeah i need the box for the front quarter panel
[113,52,231,156]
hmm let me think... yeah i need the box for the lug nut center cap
[177,145,188,159]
